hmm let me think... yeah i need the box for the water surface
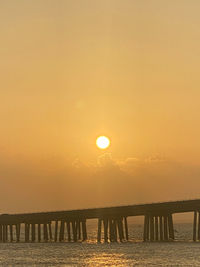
[0,223,199,266]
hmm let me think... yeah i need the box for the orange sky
[0,1,200,213]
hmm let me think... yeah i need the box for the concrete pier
[191,210,200,242]
[0,199,200,243]
[97,219,102,242]
[103,219,108,242]
[155,216,159,241]
[54,221,58,242]
[72,220,77,242]
[82,220,87,241]
[66,221,70,241]
[159,216,163,241]
[143,213,174,242]
[193,211,197,241]
[31,224,35,242]
[198,212,200,240]
[97,216,129,243]
[38,224,41,242]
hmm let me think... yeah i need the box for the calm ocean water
[0,222,200,266]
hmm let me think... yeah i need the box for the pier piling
[38,224,41,242]
[103,219,108,242]
[143,213,174,242]
[72,220,77,242]
[97,219,102,242]
[54,221,58,242]
[193,211,197,241]
[124,217,129,241]
[9,224,13,242]
[155,216,159,241]
[31,224,35,242]
[159,216,163,241]
[82,220,87,241]
[168,214,174,240]
[48,223,52,240]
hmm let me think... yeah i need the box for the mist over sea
[1,222,200,266]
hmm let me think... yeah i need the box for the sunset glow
[1,0,200,217]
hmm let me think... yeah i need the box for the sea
[0,221,200,266]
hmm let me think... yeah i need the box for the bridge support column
[31,224,35,242]
[108,218,113,242]
[16,224,21,242]
[124,217,129,241]
[121,218,125,240]
[59,221,65,242]
[193,211,197,241]
[82,220,87,241]
[38,224,41,242]
[198,212,200,241]
[103,219,108,242]
[168,214,174,240]
[2,225,5,242]
[5,225,8,242]
[43,223,48,242]
[163,215,168,241]
[2,225,6,242]
[150,215,154,241]
[67,221,71,241]
[54,221,58,242]
[48,223,52,240]
[97,219,102,242]
[72,220,77,242]
[117,218,123,242]
[159,216,163,241]
[144,215,149,242]
[146,215,150,241]
[155,216,159,241]
[76,220,81,240]
[9,224,13,242]
[25,223,30,242]
[113,219,117,242]
[0,225,2,242]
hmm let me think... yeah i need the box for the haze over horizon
[1,0,200,213]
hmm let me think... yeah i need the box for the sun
[96,136,110,150]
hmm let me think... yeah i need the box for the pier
[0,199,200,243]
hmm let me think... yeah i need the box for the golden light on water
[96,136,110,150]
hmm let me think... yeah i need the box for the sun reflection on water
[85,253,130,267]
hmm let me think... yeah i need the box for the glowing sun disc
[96,136,110,149]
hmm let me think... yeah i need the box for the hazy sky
[1,1,200,213]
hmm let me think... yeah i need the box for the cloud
[0,151,200,213]
[97,153,116,168]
